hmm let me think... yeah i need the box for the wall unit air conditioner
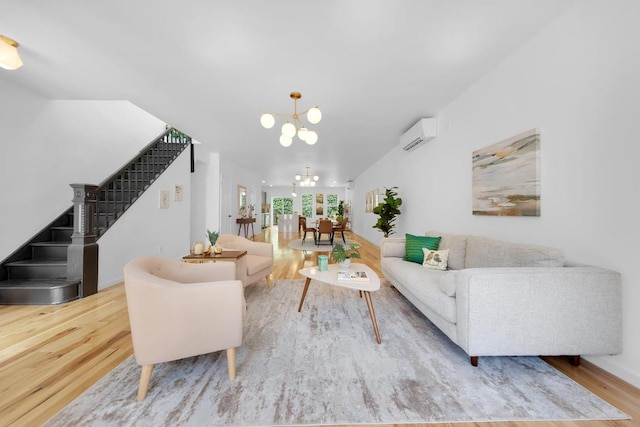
[399,118,437,152]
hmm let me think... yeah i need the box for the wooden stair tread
[6,259,67,267]
[0,279,81,289]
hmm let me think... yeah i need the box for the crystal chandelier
[260,92,321,147]
[295,166,319,187]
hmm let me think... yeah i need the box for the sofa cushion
[422,248,449,270]
[404,234,441,264]
[465,236,565,268]
[438,270,458,297]
[383,258,456,323]
[426,231,468,270]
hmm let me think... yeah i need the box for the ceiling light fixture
[0,35,23,70]
[295,166,320,187]
[291,182,297,197]
[260,92,321,147]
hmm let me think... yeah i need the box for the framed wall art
[472,129,540,216]
[159,189,170,209]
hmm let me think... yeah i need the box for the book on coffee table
[337,270,370,282]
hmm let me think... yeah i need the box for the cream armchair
[217,234,274,287]
[124,256,244,401]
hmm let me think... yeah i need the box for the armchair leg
[227,347,237,380]
[137,364,154,401]
[265,275,273,287]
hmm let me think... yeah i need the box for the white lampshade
[305,131,318,145]
[298,127,308,141]
[0,36,23,70]
[307,107,322,124]
[280,134,293,147]
[313,175,319,181]
[260,113,275,129]
[281,122,296,138]
[295,174,301,180]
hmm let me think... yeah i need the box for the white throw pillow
[422,248,449,271]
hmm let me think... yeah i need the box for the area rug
[45,279,628,426]
[288,238,358,252]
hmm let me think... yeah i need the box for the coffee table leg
[298,277,312,312]
[363,291,382,344]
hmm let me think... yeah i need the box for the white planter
[339,258,351,270]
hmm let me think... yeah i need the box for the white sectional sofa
[380,231,622,366]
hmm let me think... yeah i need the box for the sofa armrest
[454,266,622,357]
[380,237,406,258]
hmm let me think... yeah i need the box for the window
[272,197,294,225]
[327,194,338,218]
[302,194,313,217]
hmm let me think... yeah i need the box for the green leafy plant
[331,242,361,264]
[372,187,402,238]
[206,229,220,246]
[336,200,344,223]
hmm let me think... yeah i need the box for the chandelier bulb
[282,122,296,138]
[313,175,319,181]
[260,113,275,129]
[305,131,318,145]
[307,107,322,124]
[280,134,293,147]
[295,174,301,180]
[298,127,308,141]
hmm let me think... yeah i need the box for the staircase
[0,128,191,305]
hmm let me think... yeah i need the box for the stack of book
[337,270,370,282]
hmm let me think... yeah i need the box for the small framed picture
[159,190,170,209]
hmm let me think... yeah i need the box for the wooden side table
[183,250,248,286]
[236,217,256,240]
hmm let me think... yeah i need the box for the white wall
[97,150,192,288]
[0,82,166,260]
[353,0,640,388]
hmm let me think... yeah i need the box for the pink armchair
[124,256,244,401]
[216,234,274,287]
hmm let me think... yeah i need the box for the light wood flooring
[1,227,638,427]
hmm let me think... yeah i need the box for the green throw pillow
[404,234,441,263]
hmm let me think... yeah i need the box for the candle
[194,243,204,255]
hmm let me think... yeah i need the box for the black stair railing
[93,128,191,237]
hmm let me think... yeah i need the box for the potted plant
[331,242,361,269]
[336,200,345,224]
[206,229,222,253]
[372,187,402,238]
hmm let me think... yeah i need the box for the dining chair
[332,218,348,244]
[300,216,317,245]
[316,219,333,246]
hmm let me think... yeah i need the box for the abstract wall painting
[472,129,540,216]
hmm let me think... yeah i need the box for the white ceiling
[1,0,574,187]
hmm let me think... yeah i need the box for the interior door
[220,175,232,235]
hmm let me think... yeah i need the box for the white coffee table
[297,263,382,344]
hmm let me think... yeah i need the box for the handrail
[93,127,191,236]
